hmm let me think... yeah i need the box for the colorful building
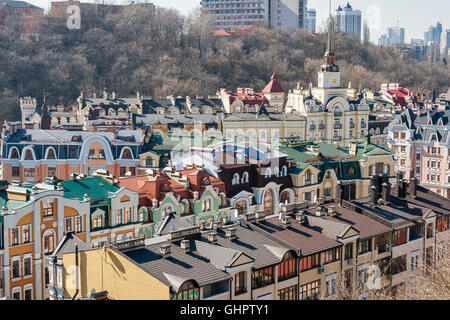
[387,108,450,198]
[1,123,148,182]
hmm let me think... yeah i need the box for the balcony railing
[361,123,366,128]
[334,124,342,129]
[333,136,342,141]
[309,125,316,130]
[319,124,324,129]
[334,112,343,117]
[350,123,355,128]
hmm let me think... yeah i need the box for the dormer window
[232,173,240,185]
[10,148,19,159]
[121,148,133,159]
[71,135,79,142]
[24,150,33,160]
[47,148,56,160]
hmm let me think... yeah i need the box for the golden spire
[322,0,338,72]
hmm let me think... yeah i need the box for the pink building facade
[387,108,450,198]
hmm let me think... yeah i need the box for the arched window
[305,170,311,182]
[47,148,56,160]
[280,191,290,204]
[265,168,272,178]
[264,189,274,214]
[121,148,133,159]
[71,136,79,142]
[235,199,248,214]
[232,173,240,185]
[348,167,355,175]
[281,166,288,177]
[278,251,297,281]
[202,198,211,212]
[274,167,280,177]
[10,148,19,159]
[25,149,33,160]
[43,230,54,254]
[242,172,249,183]
[108,108,116,116]
[161,204,173,218]
[175,281,199,301]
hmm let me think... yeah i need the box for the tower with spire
[318,0,341,89]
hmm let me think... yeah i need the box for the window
[12,166,20,177]
[232,173,240,185]
[393,229,407,246]
[24,257,32,276]
[345,243,353,260]
[426,223,434,239]
[48,167,56,177]
[278,285,297,300]
[300,253,320,271]
[323,247,340,265]
[300,280,320,300]
[43,200,54,217]
[92,216,102,229]
[358,239,372,255]
[436,216,449,232]
[24,168,35,177]
[69,147,78,158]
[358,264,369,285]
[43,232,54,254]
[391,255,407,274]
[88,149,95,159]
[75,216,82,233]
[305,170,311,182]
[124,207,132,224]
[326,273,337,297]
[11,227,19,246]
[47,148,56,159]
[122,148,133,159]
[24,288,32,300]
[252,266,274,289]
[10,148,19,159]
[116,209,123,225]
[278,251,297,282]
[22,225,31,243]
[65,217,73,233]
[411,251,419,270]
[175,281,199,301]
[242,172,249,183]
[235,271,247,295]
[274,167,279,177]
[24,150,33,160]
[235,200,247,214]
[120,167,127,177]
[12,259,20,278]
[348,167,355,175]
[203,280,229,298]
[280,191,290,204]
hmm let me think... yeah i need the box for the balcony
[334,112,343,117]
[333,136,342,141]
[309,125,316,130]
[361,123,366,128]
[319,124,325,129]
[350,123,355,128]
[334,124,342,129]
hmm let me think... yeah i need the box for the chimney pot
[160,244,171,258]
[225,227,237,240]
[180,240,190,253]
[281,215,292,227]
[207,231,217,244]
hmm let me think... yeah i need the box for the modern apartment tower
[201,0,308,33]
[333,2,361,41]
[305,8,316,33]
[441,29,450,58]
[388,26,405,45]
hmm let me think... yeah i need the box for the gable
[341,227,359,239]
[230,252,254,267]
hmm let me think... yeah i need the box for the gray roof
[193,240,249,271]
[0,1,42,9]
[305,215,353,240]
[52,233,90,259]
[134,114,219,125]
[121,241,232,289]
[223,112,306,121]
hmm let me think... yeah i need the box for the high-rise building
[388,26,405,45]
[441,29,450,58]
[305,8,316,33]
[201,0,308,33]
[424,22,443,44]
[333,2,361,41]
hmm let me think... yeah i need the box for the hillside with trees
[0,5,449,122]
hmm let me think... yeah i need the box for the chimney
[396,172,404,183]
[315,207,325,217]
[180,240,190,253]
[327,206,337,217]
[408,178,417,198]
[225,227,237,241]
[295,210,305,223]
[397,179,405,199]
[159,244,171,258]
[336,182,344,205]
[112,92,116,99]
[199,220,206,231]
[113,129,119,139]
[281,215,291,227]
[207,231,217,244]
[381,182,391,204]
[370,185,379,206]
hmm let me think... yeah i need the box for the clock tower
[318,6,341,89]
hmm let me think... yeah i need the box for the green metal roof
[62,176,120,201]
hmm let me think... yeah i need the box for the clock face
[332,79,336,83]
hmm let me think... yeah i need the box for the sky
[27,0,450,44]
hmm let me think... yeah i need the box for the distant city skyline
[27,0,450,44]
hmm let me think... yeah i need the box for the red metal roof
[262,73,285,94]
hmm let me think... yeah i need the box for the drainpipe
[297,255,300,300]
[71,244,79,300]
[229,278,233,300]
